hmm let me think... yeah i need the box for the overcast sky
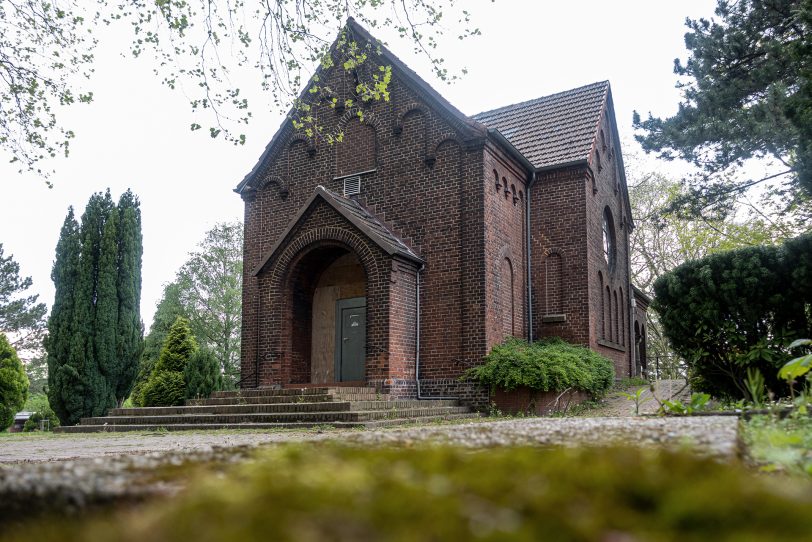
[0,0,717,329]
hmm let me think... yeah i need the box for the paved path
[0,414,740,515]
[588,379,691,416]
[0,430,336,464]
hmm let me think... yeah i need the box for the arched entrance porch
[285,244,369,385]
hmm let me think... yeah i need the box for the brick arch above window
[393,102,427,135]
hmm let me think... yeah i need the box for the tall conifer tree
[46,209,84,425]
[115,190,143,402]
[46,191,144,425]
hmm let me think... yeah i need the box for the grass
[742,414,812,475]
[5,443,812,542]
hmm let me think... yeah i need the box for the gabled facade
[236,19,646,403]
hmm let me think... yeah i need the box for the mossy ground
[743,414,812,475]
[4,443,812,542]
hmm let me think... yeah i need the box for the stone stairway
[56,387,476,433]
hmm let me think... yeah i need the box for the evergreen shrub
[184,349,221,399]
[653,231,812,399]
[142,372,186,408]
[143,317,196,407]
[0,333,28,431]
[465,338,614,398]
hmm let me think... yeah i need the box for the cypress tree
[45,208,84,425]
[46,190,144,425]
[0,333,29,431]
[114,190,143,403]
[73,191,116,416]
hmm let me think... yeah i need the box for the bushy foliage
[8,445,812,542]
[465,338,614,398]
[0,333,28,431]
[131,283,188,406]
[22,409,60,432]
[653,231,812,399]
[142,317,196,407]
[184,349,222,400]
[142,372,186,408]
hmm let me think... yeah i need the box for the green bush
[142,317,196,407]
[465,338,614,398]
[653,232,812,399]
[142,371,186,407]
[0,333,29,431]
[184,349,221,399]
[23,409,60,432]
[7,445,812,542]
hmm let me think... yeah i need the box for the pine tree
[114,190,143,403]
[184,348,222,399]
[143,317,197,407]
[45,208,84,425]
[0,333,28,431]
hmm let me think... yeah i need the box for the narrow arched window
[605,285,612,342]
[619,287,625,346]
[602,207,616,270]
[501,258,515,338]
[598,272,605,339]
[613,290,619,343]
[494,170,501,191]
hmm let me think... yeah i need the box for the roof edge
[251,186,422,276]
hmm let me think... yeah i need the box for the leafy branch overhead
[0,0,479,178]
[633,0,812,214]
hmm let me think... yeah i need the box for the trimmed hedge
[465,338,615,398]
[653,231,812,399]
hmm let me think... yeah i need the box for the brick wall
[239,54,491,392]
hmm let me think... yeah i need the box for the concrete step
[187,392,386,406]
[111,400,460,417]
[210,387,377,399]
[55,412,480,433]
[78,406,472,426]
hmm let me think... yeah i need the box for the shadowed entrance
[288,246,368,385]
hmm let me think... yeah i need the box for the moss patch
[5,444,812,542]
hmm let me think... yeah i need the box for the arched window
[503,177,510,198]
[501,258,515,338]
[602,207,616,270]
[494,170,501,191]
[613,289,619,343]
[605,285,612,342]
[619,287,625,346]
[511,184,518,205]
[598,272,605,338]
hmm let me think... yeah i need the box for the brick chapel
[235,19,649,403]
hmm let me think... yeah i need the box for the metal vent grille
[343,175,361,197]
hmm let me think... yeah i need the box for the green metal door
[335,297,366,382]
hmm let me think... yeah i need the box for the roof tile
[473,81,609,169]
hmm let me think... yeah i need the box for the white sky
[0,0,718,329]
